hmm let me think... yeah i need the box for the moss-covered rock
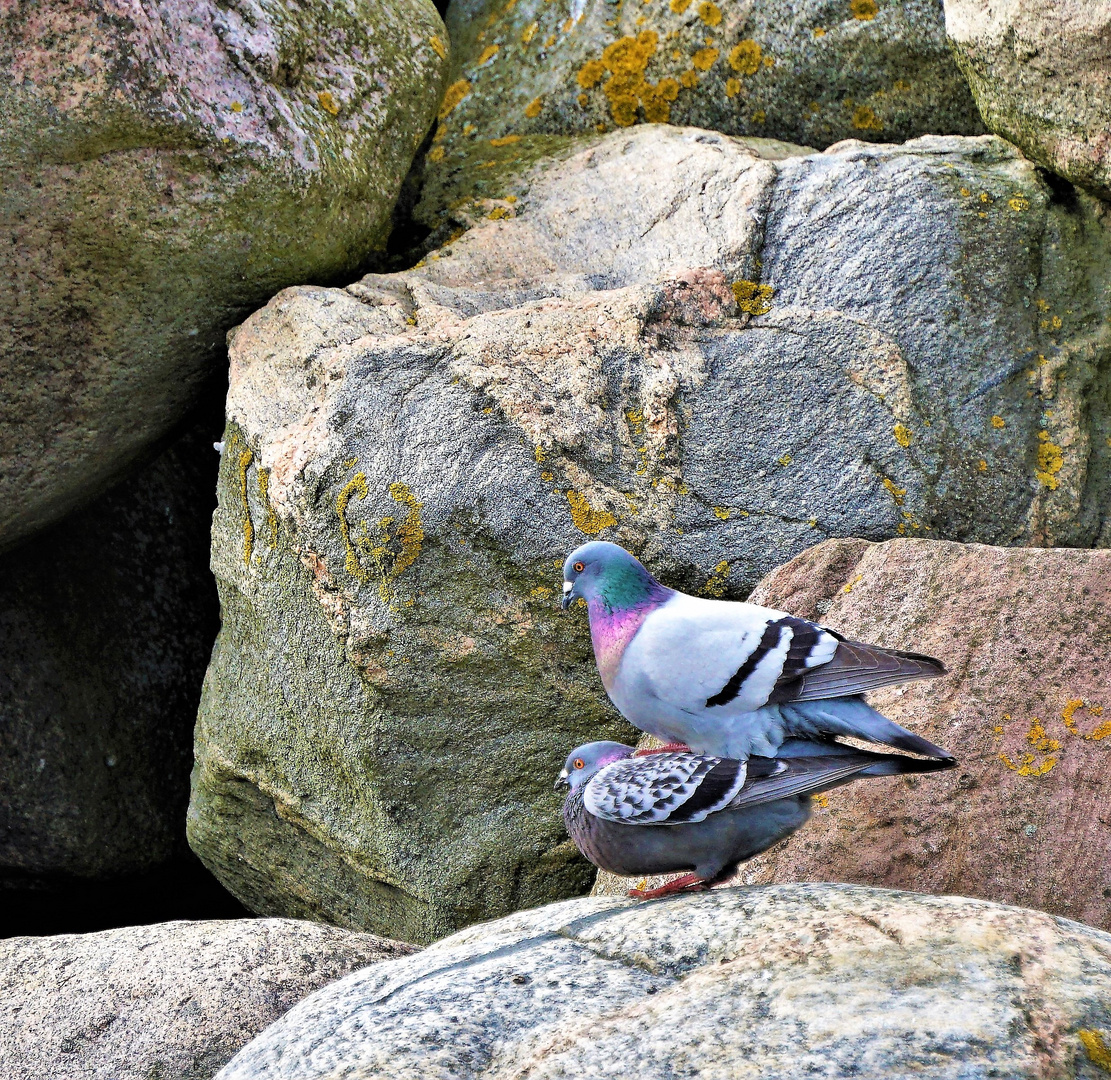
[419,0,984,229]
[947,1,1111,201]
[189,126,1111,944]
[0,0,448,551]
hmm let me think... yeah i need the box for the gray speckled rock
[0,918,413,1080]
[947,0,1111,201]
[0,0,447,551]
[216,885,1111,1080]
[189,125,1111,944]
[0,404,220,886]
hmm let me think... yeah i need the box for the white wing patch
[583,753,749,825]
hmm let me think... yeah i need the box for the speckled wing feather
[583,753,749,825]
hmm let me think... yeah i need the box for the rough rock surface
[0,918,412,1080]
[947,0,1111,201]
[189,125,1111,943]
[0,0,447,550]
[429,0,983,214]
[596,538,1111,930]
[0,404,221,887]
[217,886,1111,1080]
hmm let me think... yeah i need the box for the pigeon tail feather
[777,696,954,760]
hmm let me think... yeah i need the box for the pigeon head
[561,541,669,612]
[555,740,634,791]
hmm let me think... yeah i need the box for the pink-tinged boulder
[946,0,1111,200]
[598,538,1111,929]
[0,0,448,551]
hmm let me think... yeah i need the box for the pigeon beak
[560,581,574,611]
[554,768,570,790]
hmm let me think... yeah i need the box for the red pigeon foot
[633,743,691,756]
[627,873,710,900]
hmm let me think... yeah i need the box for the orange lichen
[337,472,370,582]
[852,105,883,131]
[490,134,522,146]
[258,469,278,550]
[732,280,774,315]
[430,35,447,60]
[522,21,539,44]
[893,423,912,448]
[236,445,254,567]
[427,145,445,163]
[438,79,471,119]
[692,46,719,70]
[317,90,340,115]
[1080,1030,1111,1072]
[698,1,722,26]
[1035,430,1063,489]
[525,96,543,118]
[883,478,906,505]
[596,31,663,126]
[851,0,878,19]
[680,69,700,87]
[713,506,731,520]
[1062,699,1111,741]
[477,44,500,65]
[578,59,607,88]
[990,415,1006,428]
[725,77,741,97]
[567,490,617,535]
[728,40,762,74]
[1008,194,1030,211]
[670,0,692,11]
[702,560,731,597]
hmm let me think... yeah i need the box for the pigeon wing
[768,634,947,703]
[583,753,749,825]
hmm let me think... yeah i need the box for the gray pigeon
[557,739,955,898]
[561,540,952,760]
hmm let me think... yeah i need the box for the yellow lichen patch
[763,55,775,67]
[578,59,607,88]
[477,44,500,65]
[978,459,988,472]
[752,108,766,123]
[230,100,244,113]
[670,0,692,11]
[578,92,589,106]
[990,415,1005,428]
[541,471,554,482]
[488,206,511,219]
[1025,717,1061,753]
[525,96,543,118]
[490,134,521,146]
[851,0,878,19]
[567,490,617,535]
[702,560,731,597]
[1062,699,1111,741]
[999,752,1057,776]
[698,1,722,26]
[258,469,278,550]
[812,792,830,809]
[852,105,882,131]
[842,573,862,594]
[1080,1030,1111,1072]
[462,122,477,135]
[522,21,539,44]
[893,423,912,448]
[656,77,680,100]
[813,27,826,37]
[337,472,370,582]
[692,47,719,70]
[725,77,741,97]
[713,506,731,520]
[534,445,547,463]
[531,585,553,597]
[382,483,424,582]
[427,145,445,163]
[883,478,906,505]
[545,33,557,47]
[1035,430,1063,489]
[778,453,793,466]
[317,90,340,115]
[680,69,700,88]
[732,280,774,315]
[438,79,471,119]
[1008,194,1030,212]
[236,446,254,567]
[343,456,359,469]
[1035,298,1050,312]
[728,39,762,74]
[430,34,447,60]
[596,30,661,127]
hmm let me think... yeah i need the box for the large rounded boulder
[0,0,448,550]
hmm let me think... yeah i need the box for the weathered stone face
[0,918,412,1080]
[0,404,221,887]
[189,126,1111,943]
[216,886,1111,1080]
[597,537,1111,931]
[0,0,448,551]
[947,0,1111,201]
[433,0,983,167]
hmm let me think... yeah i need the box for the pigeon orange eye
[574,758,585,769]
[573,561,585,573]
